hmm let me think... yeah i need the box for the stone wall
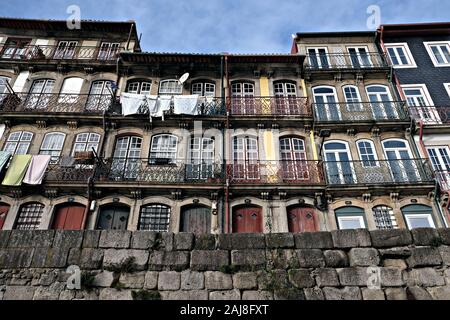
[0,228,450,300]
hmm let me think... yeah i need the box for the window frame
[149,134,178,164]
[404,213,436,229]
[3,131,33,155]
[444,83,450,100]
[71,132,101,156]
[191,81,216,97]
[424,41,450,67]
[15,202,44,230]
[306,47,330,69]
[39,132,66,162]
[384,43,417,68]
[335,206,367,230]
[138,204,171,232]
[159,79,183,95]
[126,80,152,95]
[372,205,397,230]
[402,84,435,106]
[356,139,379,167]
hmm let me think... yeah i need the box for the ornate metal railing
[408,106,450,124]
[94,158,224,184]
[313,101,407,122]
[0,93,114,113]
[434,170,450,191]
[44,157,94,183]
[227,160,324,184]
[0,45,122,62]
[305,52,389,70]
[131,97,226,116]
[229,97,310,116]
[323,159,434,186]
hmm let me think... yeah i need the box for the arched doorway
[97,204,130,230]
[232,205,263,233]
[287,206,318,233]
[52,203,86,230]
[180,205,211,234]
[0,203,10,230]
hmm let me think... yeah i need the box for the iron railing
[229,96,310,116]
[323,159,434,186]
[95,158,224,184]
[313,101,407,122]
[0,93,114,113]
[434,170,450,191]
[130,97,226,116]
[44,157,94,183]
[227,160,324,184]
[408,106,450,124]
[0,45,122,62]
[305,52,389,70]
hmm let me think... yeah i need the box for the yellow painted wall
[260,77,270,114]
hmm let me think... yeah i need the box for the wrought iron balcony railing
[313,101,407,123]
[324,159,434,186]
[44,157,94,183]
[131,97,226,116]
[408,106,450,124]
[229,96,310,117]
[95,158,224,184]
[0,45,122,62]
[305,52,389,70]
[434,170,450,191]
[227,160,324,185]
[0,93,114,113]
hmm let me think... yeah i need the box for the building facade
[0,18,447,234]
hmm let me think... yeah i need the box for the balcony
[0,45,121,63]
[313,101,407,123]
[229,97,310,117]
[0,93,114,114]
[324,159,434,186]
[408,106,450,124]
[44,157,94,183]
[94,158,224,184]
[305,52,389,71]
[435,170,450,191]
[227,160,324,185]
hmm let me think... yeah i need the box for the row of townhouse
[0,18,448,235]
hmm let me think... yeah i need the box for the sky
[1,0,449,53]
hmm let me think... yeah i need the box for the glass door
[427,146,450,190]
[366,85,397,120]
[383,140,420,183]
[313,87,341,121]
[233,136,259,181]
[280,137,308,181]
[112,136,142,180]
[348,47,372,68]
[274,82,297,115]
[187,137,214,180]
[403,86,441,123]
[26,79,55,109]
[231,82,255,115]
[324,142,356,184]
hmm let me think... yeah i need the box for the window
[335,207,366,230]
[231,82,256,114]
[54,41,78,59]
[307,47,329,68]
[39,132,66,162]
[72,133,101,156]
[1,38,31,59]
[424,41,450,67]
[324,141,355,184]
[383,139,420,183]
[347,47,372,67]
[3,131,33,155]
[127,81,152,95]
[191,82,215,96]
[444,83,450,100]
[159,79,182,95]
[385,43,417,68]
[149,134,178,164]
[232,136,259,180]
[97,42,120,60]
[313,86,340,121]
[403,85,440,123]
[26,79,55,109]
[357,140,378,167]
[427,146,450,190]
[372,206,397,230]
[58,77,84,104]
[274,82,297,97]
[86,80,112,111]
[343,85,363,114]
[139,204,171,232]
[0,76,11,94]
[280,137,308,181]
[15,203,44,230]
[112,136,142,180]
[187,137,214,180]
[366,85,397,119]
[402,205,436,229]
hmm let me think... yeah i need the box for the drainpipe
[224,54,230,233]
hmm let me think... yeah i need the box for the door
[52,204,86,230]
[97,205,130,230]
[26,79,55,109]
[280,137,309,181]
[232,136,260,181]
[1,39,31,59]
[343,86,364,119]
[403,86,440,123]
[186,137,214,180]
[287,207,318,233]
[0,204,10,230]
[98,42,120,60]
[307,48,329,69]
[112,136,142,180]
[427,146,450,190]
[232,206,263,233]
[324,142,356,184]
[231,82,255,115]
[54,41,78,59]
[366,85,397,120]
[274,82,298,115]
[85,80,112,110]
[313,87,341,121]
[180,206,211,234]
[348,47,372,68]
[383,140,419,183]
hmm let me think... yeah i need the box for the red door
[52,204,86,230]
[232,206,263,233]
[288,207,318,233]
[0,205,10,230]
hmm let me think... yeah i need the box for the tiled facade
[0,18,448,234]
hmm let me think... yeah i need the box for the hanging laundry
[121,92,147,116]
[23,155,51,185]
[2,154,32,186]
[173,95,199,115]
[156,96,172,120]
[146,95,159,115]
[0,151,11,173]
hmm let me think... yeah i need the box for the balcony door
[347,47,372,68]
[403,85,440,123]
[343,86,364,118]
[1,38,31,59]
[186,137,214,180]
[280,137,309,181]
[324,141,356,184]
[231,82,255,115]
[85,80,112,111]
[307,48,330,69]
[274,81,298,115]
[54,41,78,59]
[366,85,397,119]
[233,136,259,181]
[427,146,450,191]
[97,42,120,60]
[26,79,55,109]
[313,86,341,121]
[112,136,142,180]
[383,139,420,183]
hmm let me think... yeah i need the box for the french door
[403,86,441,123]
[231,82,255,115]
[348,47,372,68]
[307,48,330,69]
[324,142,356,184]
[26,79,55,109]
[54,41,78,59]
[366,85,397,119]
[1,39,31,59]
[383,140,420,183]
[186,137,214,180]
[112,136,142,180]
[86,80,112,110]
[232,136,259,181]
[427,146,450,190]
[313,87,341,121]
[52,204,86,230]
[280,137,309,181]
[274,82,298,115]
[97,42,120,60]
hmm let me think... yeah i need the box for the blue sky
[1,0,449,53]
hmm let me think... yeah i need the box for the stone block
[265,233,295,248]
[174,233,194,250]
[274,288,305,300]
[331,229,371,248]
[411,228,441,246]
[130,231,157,249]
[158,271,180,291]
[257,270,289,290]
[103,249,149,271]
[93,271,116,287]
[348,248,380,266]
[143,272,158,290]
[370,229,412,248]
[194,234,216,250]
[79,248,104,269]
[288,269,315,288]
[406,247,442,267]
[204,271,233,290]
[99,230,131,249]
[3,286,35,300]
[296,249,325,268]
[385,288,407,300]
[406,268,445,287]
[324,250,349,268]
[439,246,450,265]
[315,268,339,287]
[380,268,404,287]
[323,287,362,300]
[0,248,34,268]
[119,272,146,289]
[294,232,333,249]
[0,231,10,248]
[181,270,204,290]
[160,290,208,300]
[362,288,385,300]
[82,230,101,248]
[406,286,433,300]
[383,259,407,270]
[266,249,298,269]
[190,250,229,271]
[233,272,258,290]
[99,288,133,300]
[304,287,324,300]
[241,290,273,300]
[337,268,370,286]
[218,234,266,250]
[209,289,241,300]
[231,250,266,269]
[379,247,412,259]
[437,228,450,245]
[427,286,450,300]
[148,251,189,271]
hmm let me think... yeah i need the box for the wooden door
[180,206,211,234]
[232,206,263,233]
[0,205,10,230]
[287,207,318,233]
[97,205,130,230]
[52,204,86,230]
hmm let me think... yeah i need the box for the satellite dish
[178,73,190,84]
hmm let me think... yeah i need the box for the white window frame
[402,84,440,123]
[149,134,178,164]
[3,131,33,155]
[346,46,373,68]
[191,81,216,97]
[337,215,366,230]
[306,47,330,69]
[424,41,450,67]
[71,132,101,156]
[356,139,379,167]
[127,81,152,95]
[39,132,66,162]
[444,83,450,99]
[427,146,450,191]
[159,79,182,95]
[384,43,417,68]
[404,213,436,230]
